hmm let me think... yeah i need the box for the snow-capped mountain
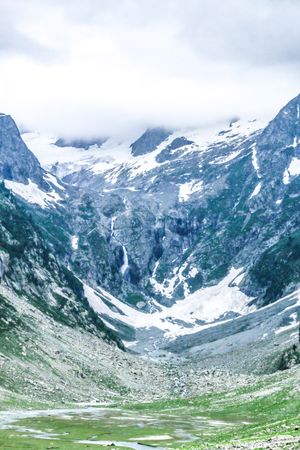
[0,94,299,357]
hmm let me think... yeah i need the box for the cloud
[0,0,299,138]
[0,1,60,61]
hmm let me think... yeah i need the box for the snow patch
[4,179,61,208]
[283,168,290,185]
[189,267,198,278]
[249,182,261,199]
[160,268,252,333]
[292,137,298,148]
[150,261,190,298]
[125,133,177,181]
[85,267,253,340]
[44,173,65,190]
[180,118,267,152]
[283,157,300,185]
[178,181,203,202]
[288,157,300,177]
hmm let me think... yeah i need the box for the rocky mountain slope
[19,95,300,350]
[0,95,299,368]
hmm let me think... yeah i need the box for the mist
[0,0,299,138]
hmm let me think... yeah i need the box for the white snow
[261,332,269,340]
[288,157,300,177]
[179,118,267,152]
[44,172,65,190]
[283,157,300,185]
[23,117,268,183]
[283,168,290,185]
[4,179,61,208]
[292,136,298,148]
[160,268,252,330]
[84,276,300,350]
[84,284,158,330]
[85,267,254,340]
[71,236,79,250]
[150,261,190,298]
[178,180,203,202]
[22,132,133,179]
[124,133,177,181]
[189,267,198,278]
[233,271,245,286]
[22,133,88,167]
[249,182,261,199]
[150,260,160,279]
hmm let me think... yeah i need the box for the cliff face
[0,114,44,186]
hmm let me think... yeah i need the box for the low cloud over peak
[0,0,299,139]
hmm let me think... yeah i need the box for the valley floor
[0,365,299,450]
[0,286,299,449]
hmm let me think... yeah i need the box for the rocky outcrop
[0,114,44,186]
[130,127,172,156]
[277,344,300,370]
[259,93,300,149]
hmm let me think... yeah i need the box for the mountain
[0,116,156,400]
[0,95,298,383]
[14,95,298,358]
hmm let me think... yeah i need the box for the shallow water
[76,439,165,449]
[0,405,240,448]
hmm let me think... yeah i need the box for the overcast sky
[0,0,299,138]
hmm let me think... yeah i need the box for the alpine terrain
[0,95,299,449]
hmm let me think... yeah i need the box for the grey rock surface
[0,115,44,186]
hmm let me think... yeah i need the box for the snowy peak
[22,117,266,183]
